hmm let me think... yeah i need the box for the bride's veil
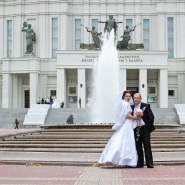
[111,89,134,121]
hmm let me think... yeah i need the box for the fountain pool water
[92,30,119,123]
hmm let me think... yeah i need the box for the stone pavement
[0,164,185,185]
[1,151,185,166]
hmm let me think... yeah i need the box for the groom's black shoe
[136,164,143,168]
[147,164,154,168]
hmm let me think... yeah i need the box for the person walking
[14,118,19,129]
[131,93,155,168]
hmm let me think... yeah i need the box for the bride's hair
[122,90,132,99]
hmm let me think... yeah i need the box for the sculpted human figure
[22,22,36,53]
[86,26,102,49]
[118,25,136,49]
[98,15,122,35]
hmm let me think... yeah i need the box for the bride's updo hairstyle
[122,90,132,99]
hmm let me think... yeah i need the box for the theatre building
[0,0,185,108]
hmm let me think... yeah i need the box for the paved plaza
[0,164,185,185]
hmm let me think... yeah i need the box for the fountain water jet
[92,30,119,123]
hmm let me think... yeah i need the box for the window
[168,90,175,96]
[92,19,98,32]
[50,90,56,96]
[126,19,132,43]
[69,87,76,94]
[167,17,174,58]
[75,19,81,50]
[143,19,150,50]
[52,18,58,58]
[7,20,12,58]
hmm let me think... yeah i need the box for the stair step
[0,147,185,153]
[1,143,185,148]
[1,140,185,144]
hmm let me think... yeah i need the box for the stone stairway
[0,108,28,128]
[23,104,50,128]
[0,124,185,153]
[175,104,185,126]
[44,108,179,125]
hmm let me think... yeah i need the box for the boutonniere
[142,107,146,112]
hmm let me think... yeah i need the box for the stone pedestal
[23,53,35,57]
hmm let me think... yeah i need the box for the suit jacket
[131,102,155,133]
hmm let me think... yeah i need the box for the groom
[131,93,155,168]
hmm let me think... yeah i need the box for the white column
[17,75,23,108]
[158,69,168,108]
[39,15,46,58]
[139,69,147,103]
[117,14,124,41]
[12,75,18,108]
[14,16,22,57]
[57,68,66,107]
[2,74,12,108]
[119,68,126,91]
[0,75,2,108]
[60,14,67,50]
[83,2,89,44]
[134,5,141,44]
[78,69,86,108]
[30,73,38,105]
[156,14,166,51]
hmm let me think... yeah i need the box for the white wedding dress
[98,100,137,166]
[52,99,60,108]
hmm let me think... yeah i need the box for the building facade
[0,0,185,108]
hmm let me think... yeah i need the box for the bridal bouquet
[135,109,143,117]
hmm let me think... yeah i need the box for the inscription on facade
[82,55,143,62]
[118,55,143,62]
[82,55,99,62]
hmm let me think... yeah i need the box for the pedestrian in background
[37,97,41,104]
[79,97,81,108]
[41,98,44,104]
[60,102,64,108]
[66,114,74,124]
[14,118,19,129]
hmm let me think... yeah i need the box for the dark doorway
[25,90,30,108]
[127,87,138,96]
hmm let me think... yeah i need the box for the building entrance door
[25,90,30,108]
[127,87,138,96]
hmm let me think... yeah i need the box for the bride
[52,98,60,108]
[98,90,139,167]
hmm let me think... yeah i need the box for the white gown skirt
[98,118,137,166]
[52,102,59,108]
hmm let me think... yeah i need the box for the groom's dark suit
[131,102,155,167]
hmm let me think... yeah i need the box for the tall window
[75,19,81,50]
[52,18,58,58]
[168,17,174,58]
[143,19,150,50]
[92,19,98,31]
[7,20,12,58]
[126,19,132,43]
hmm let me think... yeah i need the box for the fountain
[92,30,119,123]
